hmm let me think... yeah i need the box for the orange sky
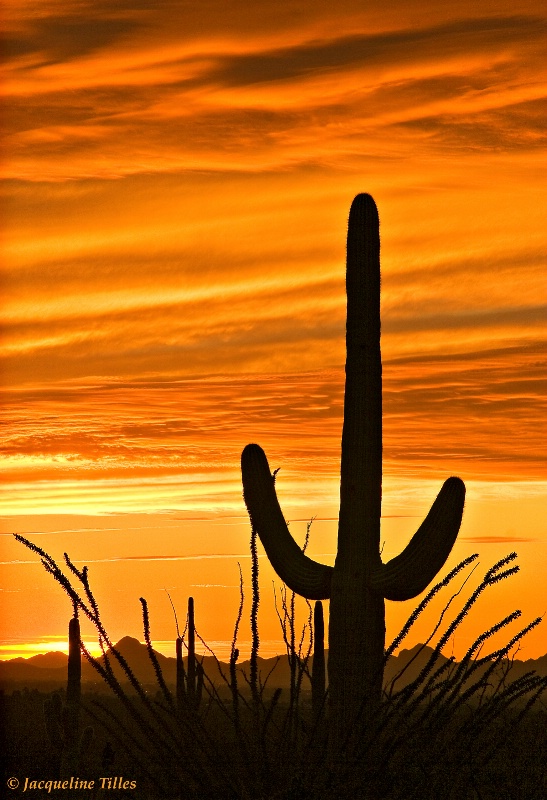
[1,1,546,663]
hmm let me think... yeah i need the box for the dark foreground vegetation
[2,685,547,800]
[4,534,547,800]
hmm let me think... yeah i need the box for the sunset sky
[1,1,546,664]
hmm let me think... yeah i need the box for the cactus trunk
[311,601,326,722]
[44,614,93,778]
[328,196,383,741]
[187,596,196,703]
[176,636,185,712]
[241,194,465,753]
[62,615,81,775]
[177,596,203,712]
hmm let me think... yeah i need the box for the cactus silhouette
[241,194,465,749]
[311,600,326,723]
[44,615,93,776]
[176,597,204,713]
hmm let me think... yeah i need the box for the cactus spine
[241,194,465,748]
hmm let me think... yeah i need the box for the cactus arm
[371,476,465,601]
[241,443,333,600]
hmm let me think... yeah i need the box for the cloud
[1,552,266,566]
[2,2,546,516]
[5,15,144,63]
[191,584,241,588]
[3,5,545,180]
[2,329,545,516]
[208,16,543,90]
[461,536,538,543]
[400,96,547,153]
[386,304,546,335]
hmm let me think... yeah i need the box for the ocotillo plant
[241,194,466,750]
[44,615,93,776]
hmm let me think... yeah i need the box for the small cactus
[241,194,465,750]
[176,636,185,711]
[44,615,93,776]
[176,597,204,713]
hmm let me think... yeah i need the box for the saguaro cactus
[44,615,93,776]
[176,597,204,713]
[241,194,465,748]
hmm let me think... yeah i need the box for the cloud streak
[3,6,546,179]
[2,337,544,514]
[461,536,538,543]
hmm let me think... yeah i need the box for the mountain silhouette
[2,637,546,694]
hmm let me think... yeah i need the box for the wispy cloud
[3,5,545,178]
[461,536,538,543]
[1,553,266,566]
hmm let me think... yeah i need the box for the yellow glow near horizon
[0,639,104,660]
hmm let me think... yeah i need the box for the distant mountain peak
[112,636,144,650]
[27,651,68,669]
[398,643,435,656]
